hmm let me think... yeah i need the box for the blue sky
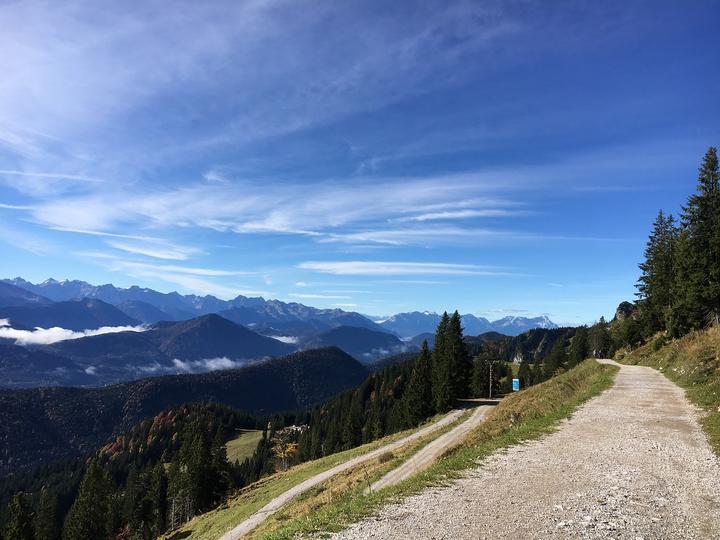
[1,0,718,324]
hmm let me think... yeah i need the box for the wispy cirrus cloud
[105,239,200,261]
[288,293,351,300]
[0,170,103,182]
[393,209,525,222]
[108,260,253,277]
[298,261,520,276]
[0,0,523,184]
[15,172,526,247]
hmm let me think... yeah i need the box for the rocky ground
[331,361,720,539]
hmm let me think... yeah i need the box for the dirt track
[332,360,720,539]
[368,405,493,493]
[218,407,470,539]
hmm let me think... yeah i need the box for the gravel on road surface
[332,360,720,540]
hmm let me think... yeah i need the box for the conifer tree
[676,146,720,329]
[542,339,567,380]
[431,312,452,411]
[568,326,589,367]
[470,356,489,398]
[637,210,677,334]
[447,311,472,399]
[517,359,532,389]
[62,460,114,540]
[588,317,612,357]
[4,493,34,540]
[210,429,231,504]
[149,464,167,537]
[404,341,434,425]
[34,487,60,540]
[669,228,698,336]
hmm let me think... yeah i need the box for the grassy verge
[616,325,720,454]
[251,359,617,539]
[226,429,263,464]
[164,410,470,540]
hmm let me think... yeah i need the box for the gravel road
[219,407,470,540]
[332,361,720,539]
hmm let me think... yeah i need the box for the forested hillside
[0,347,367,476]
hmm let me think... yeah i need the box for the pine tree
[210,429,231,504]
[431,312,452,411]
[588,317,612,357]
[568,326,589,367]
[676,147,720,329]
[62,460,114,540]
[404,341,434,425]
[447,311,472,399]
[34,487,60,540]
[149,464,167,537]
[542,339,567,380]
[4,493,34,540]
[636,210,677,334]
[471,356,489,398]
[517,359,532,389]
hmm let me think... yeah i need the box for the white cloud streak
[288,293,351,300]
[0,170,103,182]
[297,261,518,276]
[172,357,250,373]
[393,209,524,222]
[105,240,200,261]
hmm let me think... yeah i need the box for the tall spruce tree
[669,228,698,336]
[471,355,490,398]
[676,147,720,329]
[588,317,612,357]
[568,326,589,367]
[404,340,434,425]
[149,464,167,538]
[542,339,567,380]
[62,460,114,540]
[447,311,472,399]
[517,359,533,389]
[34,487,60,540]
[431,312,452,411]
[3,493,34,540]
[636,210,677,335]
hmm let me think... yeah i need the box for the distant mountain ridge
[300,325,408,364]
[0,298,140,331]
[379,311,557,337]
[4,278,558,339]
[0,282,51,308]
[3,278,386,336]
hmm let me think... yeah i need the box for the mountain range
[3,277,386,337]
[3,278,557,337]
[0,277,558,387]
[377,311,557,337]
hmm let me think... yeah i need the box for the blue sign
[512,378,520,392]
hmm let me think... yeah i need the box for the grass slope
[226,429,264,464]
[250,359,617,539]
[616,325,720,454]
